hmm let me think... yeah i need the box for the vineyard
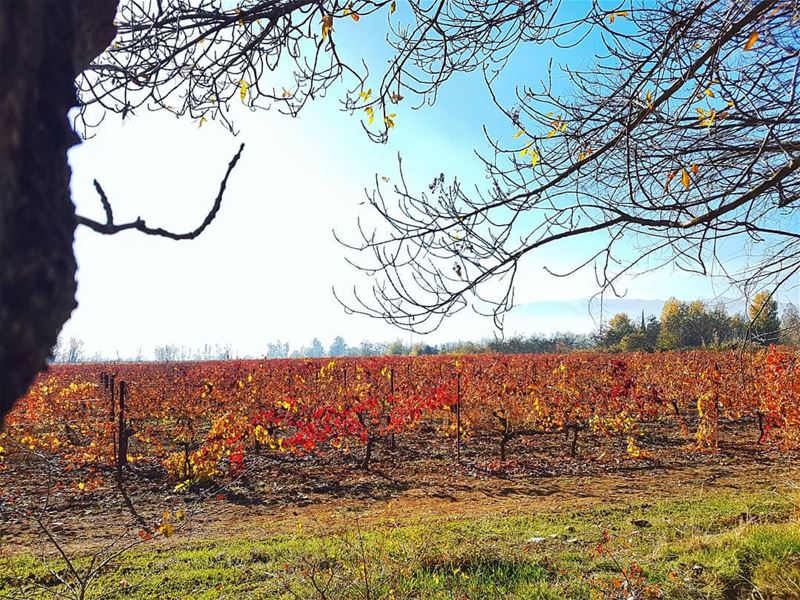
[3,348,800,598]
[2,347,799,493]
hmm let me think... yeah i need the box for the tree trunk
[0,0,117,426]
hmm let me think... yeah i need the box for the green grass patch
[2,488,799,599]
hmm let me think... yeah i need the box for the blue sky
[63,2,797,358]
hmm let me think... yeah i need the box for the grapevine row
[2,348,798,487]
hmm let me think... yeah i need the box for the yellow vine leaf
[512,129,525,139]
[384,113,396,128]
[530,149,540,167]
[321,14,333,38]
[626,437,643,458]
[744,31,759,51]
[158,521,175,538]
[390,0,396,13]
[645,90,653,109]
[198,116,207,128]
[239,80,249,102]
[364,106,374,124]
[704,87,714,97]
[359,88,372,101]
[282,88,291,98]
[691,163,699,175]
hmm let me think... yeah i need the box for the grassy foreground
[2,488,800,599]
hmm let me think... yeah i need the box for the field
[2,349,800,598]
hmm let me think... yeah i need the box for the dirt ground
[2,418,798,554]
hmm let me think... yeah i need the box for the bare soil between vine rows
[2,418,799,554]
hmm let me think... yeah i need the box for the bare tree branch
[338,0,800,333]
[76,143,245,239]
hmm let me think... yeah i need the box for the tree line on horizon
[51,293,799,364]
[277,293,799,357]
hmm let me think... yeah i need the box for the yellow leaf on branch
[364,106,374,124]
[696,107,716,128]
[239,80,249,102]
[664,170,676,192]
[608,11,628,23]
[681,169,690,190]
[321,14,333,38]
[744,31,759,51]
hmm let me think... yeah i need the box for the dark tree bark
[0,0,118,426]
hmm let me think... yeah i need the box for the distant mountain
[503,296,747,335]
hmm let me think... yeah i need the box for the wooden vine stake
[117,380,129,478]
